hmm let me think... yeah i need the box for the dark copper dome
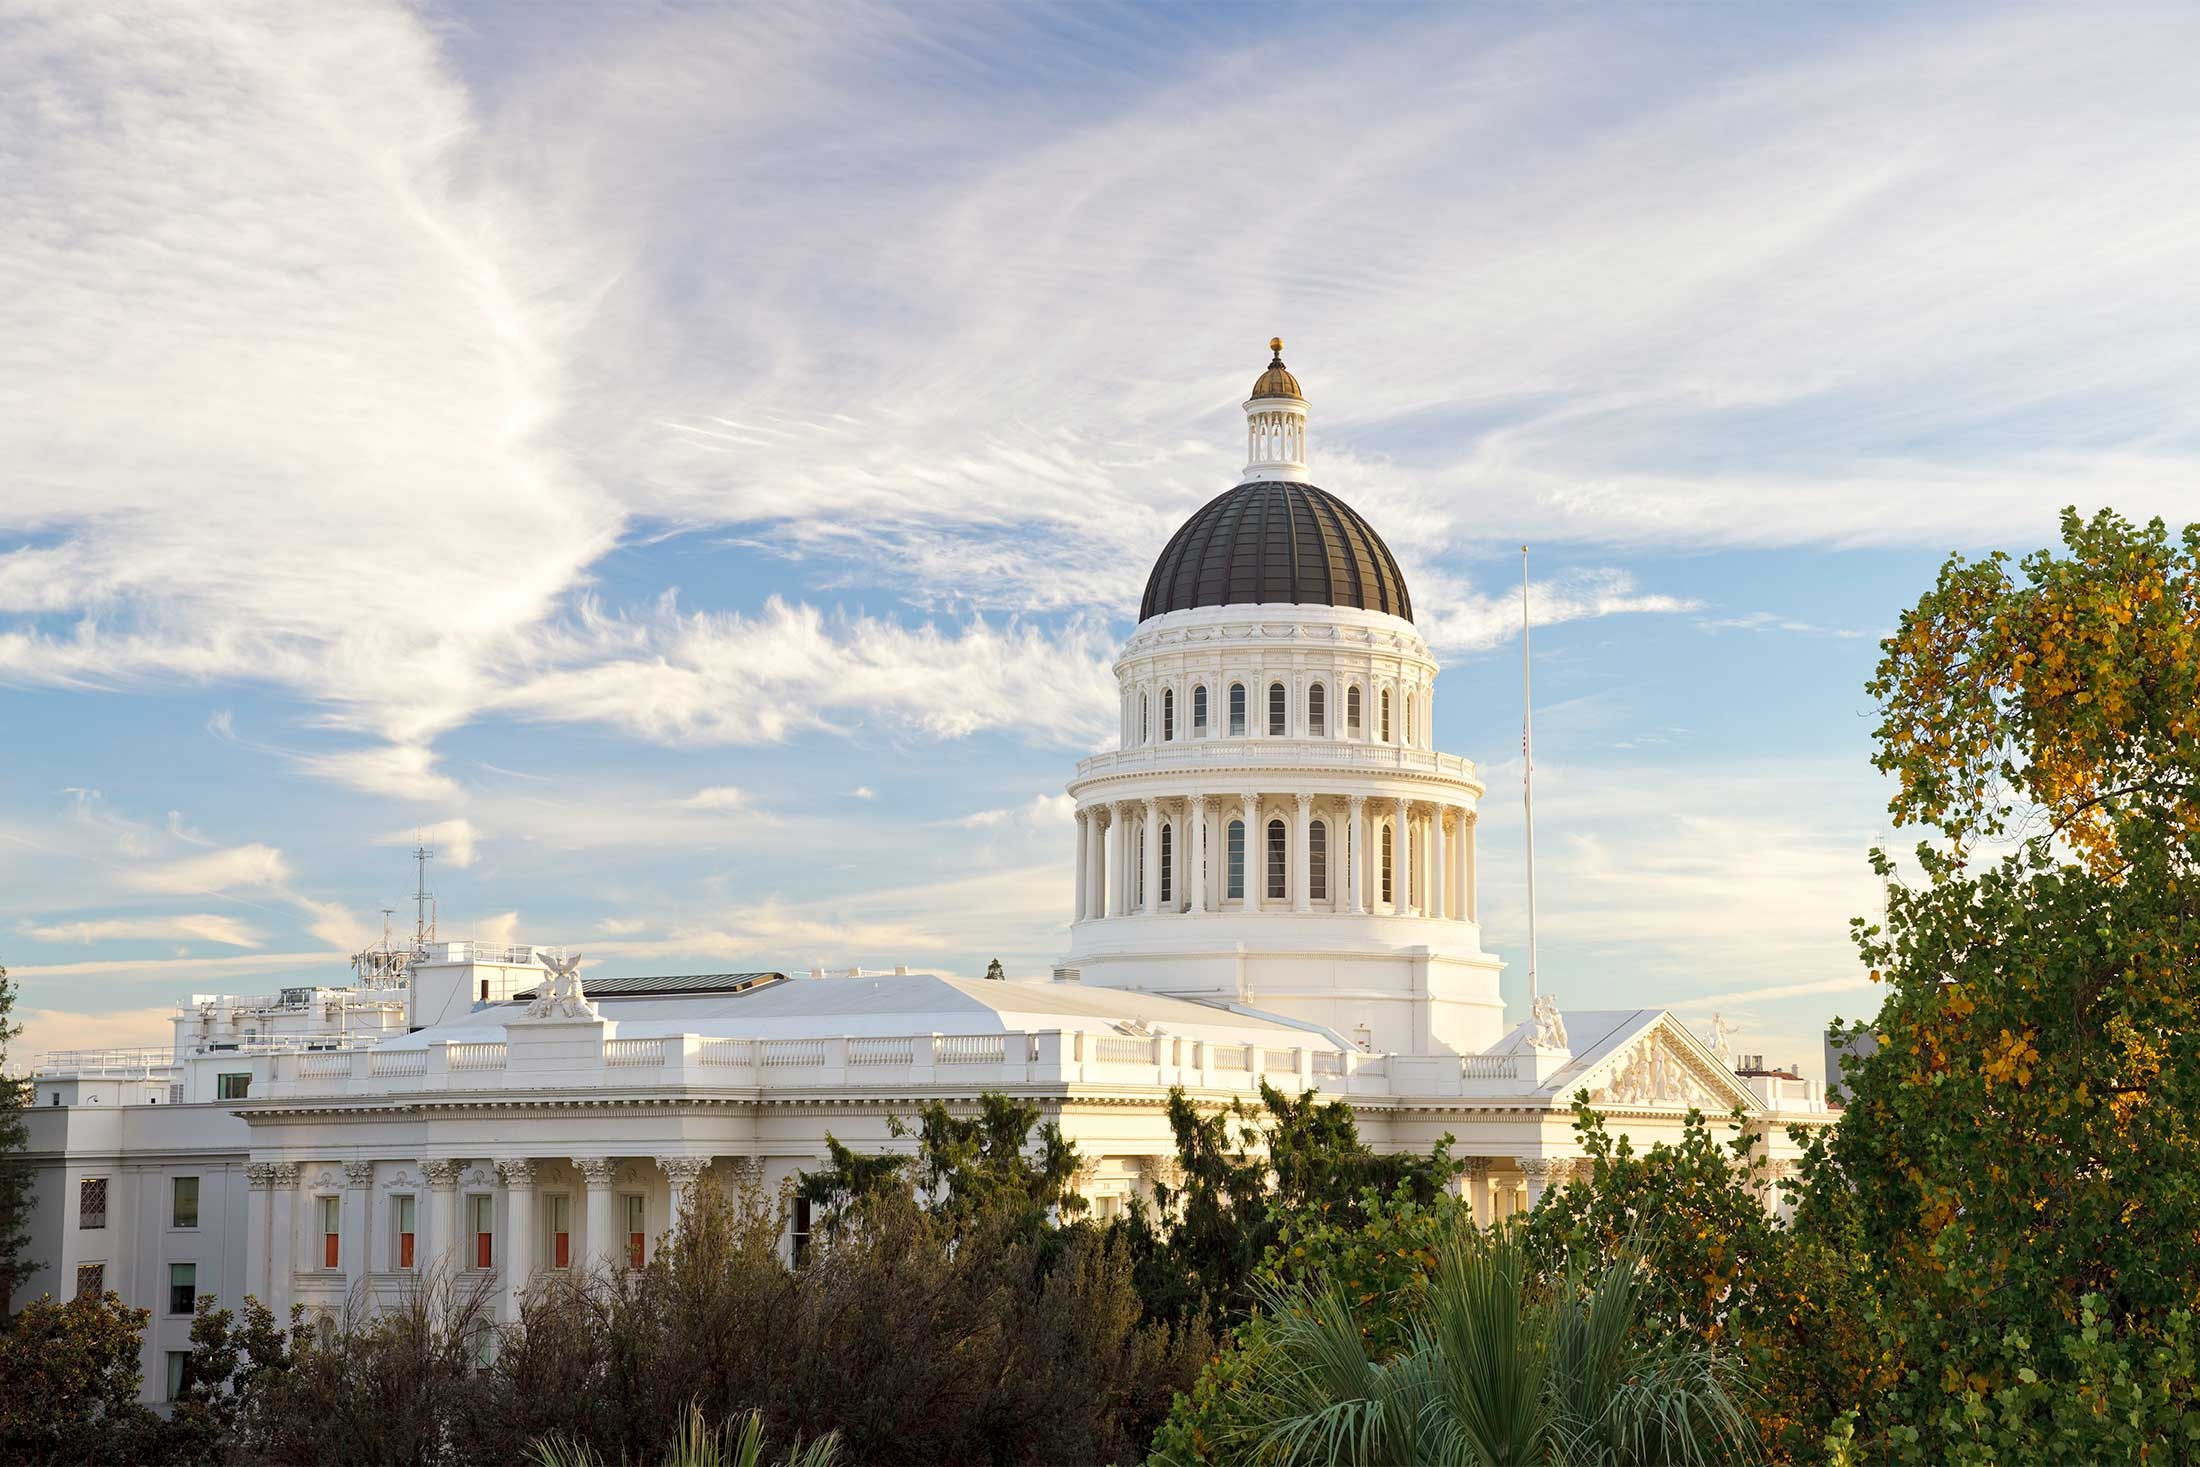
[1139,480,1412,623]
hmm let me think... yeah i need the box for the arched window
[1310,819,1328,901]
[1192,685,1208,735]
[1347,686,1363,737]
[1266,819,1288,899]
[1380,821,1394,905]
[1268,682,1286,736]
[1380,688,1393,743]
[1141,693,1150,744]
[1229,683,1247,736]
[1227,819,1245,900]
[1162,688,1175,742]
[1308,683,1326,737]
[1160,824,1173,905]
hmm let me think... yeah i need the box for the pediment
[1572,1014,1758,1113]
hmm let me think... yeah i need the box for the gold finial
[1269,336,1284,361]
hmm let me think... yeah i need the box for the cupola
[1241,337,1309,483]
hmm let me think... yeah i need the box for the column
[1520,1156,1571,1210]
[1430,806,1448,920]
[1108,804,1127,916]
[1461,812,1477,921]
[576,1158,619,1268]
[1293,793,1312,913]
[657,1156,709,1235]
[1086,808,1105,919]
[1241,793,1259,910]
[1073,809,1088,922]
[1187,796,1207,915]
[422,1159,460,1281]
[267,1162,299,1316]
[1346,795,1366,913]
[1394,798,1411,913]
[343,1161,374,1287]
[1142,798,1161,914]
[244,1163,279,1303]
[497,1159,538,1323]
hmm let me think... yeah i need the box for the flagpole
[1521,545,1539,1008]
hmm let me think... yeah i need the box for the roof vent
[1051,965,1081,983]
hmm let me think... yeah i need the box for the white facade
[16,344,1829,1404]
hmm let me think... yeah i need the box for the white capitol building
[16,344,1827,1403]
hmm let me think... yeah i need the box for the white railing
[1211,1044,1251,1072]
[37,1047,177,1077]
[1311,1051,1345,1076]
[603,1038,666,1067]
[1263,1049,1300,1075]
[699,1038,754,1066]
[1074,739,1475,783]
[935,1034,1007,1066]
[448,1042,507,1071]
[760,1039,826,1068]
[298,1052,354,1078]
[370,1050,427,1077]
[848,1037,914,1067]
[1460,1055,1519,1080]
[1094,1035,1155,1064]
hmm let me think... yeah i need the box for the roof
[1140,480,1413,622]
[1250,338,1303,401]
[395,972,1348,1050]
[512,972,785,1000]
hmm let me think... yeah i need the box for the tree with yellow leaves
[1804,508,2200,1460]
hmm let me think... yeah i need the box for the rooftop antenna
[412,844,435,953]
[1521,545,1540,1008]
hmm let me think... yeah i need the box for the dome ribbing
[1139,480,1412,623]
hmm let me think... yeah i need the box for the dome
[1250,337,1302,400]
[1139,480,1413,622]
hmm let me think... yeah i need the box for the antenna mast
[413,844,436,953]
[1521,546,1540,1007]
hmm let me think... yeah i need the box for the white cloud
[678,786,749,811]
[949,794,1077,831]
[468,911,524,949]
[849,787,876,800]
[27,914,265,949]
[10,1007,179,1071]
[375,818,480,869]
[125,843,291,895]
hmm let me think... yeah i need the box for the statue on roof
[526,951,597,1020]
[1528,992,1569,1052]
[1709,1012,1734,1068]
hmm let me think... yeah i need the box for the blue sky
[4,0,2197,1077]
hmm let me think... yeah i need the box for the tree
[532,1403,841,1467]
[1152,1223,1754,1466]
[983,958,1005,981]
[797,1092,1083,1238]
[167,1293,307,1463]
[1814,506,2200,1459]
[0,1290,162,1464]
[0,963,36,1311]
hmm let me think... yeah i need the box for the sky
[4,0,2198,1079]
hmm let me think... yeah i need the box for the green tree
[0,1290,162,1464]
[1153,1224,1753,1467]
[1815,506,2200,1459]
[0,963,36,1311]
[797,1092,1083,1238]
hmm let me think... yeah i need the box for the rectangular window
[78,1177,107,1229]
[1381,824,1394,904]
[1134,824,1145,908]
[1309,684,1326,736]
[1162,689,1174,741]
[470,1194,494,1270]
[1229,684,1246,736]
[1267,683,1286,735]
[1381,691,1392,743]
[394,1195,417,1269]
[1227,821,1245,900]
[792,1196,813,1267]
[216,1073,250,1100]
[545,1194,572,1270]
[1192,686,1208,733]
[1348,687,1362,736]
[75,1263,104,1300]
[622,1194,646,1271]
[166,1351,190,1403]
[169,1261,196,1316]
[1159,825,1173,905]
[172,1175,200,1229]
[1266,821,1287,900]
[1310,820,1329,901]
[319,1196,340,1269]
